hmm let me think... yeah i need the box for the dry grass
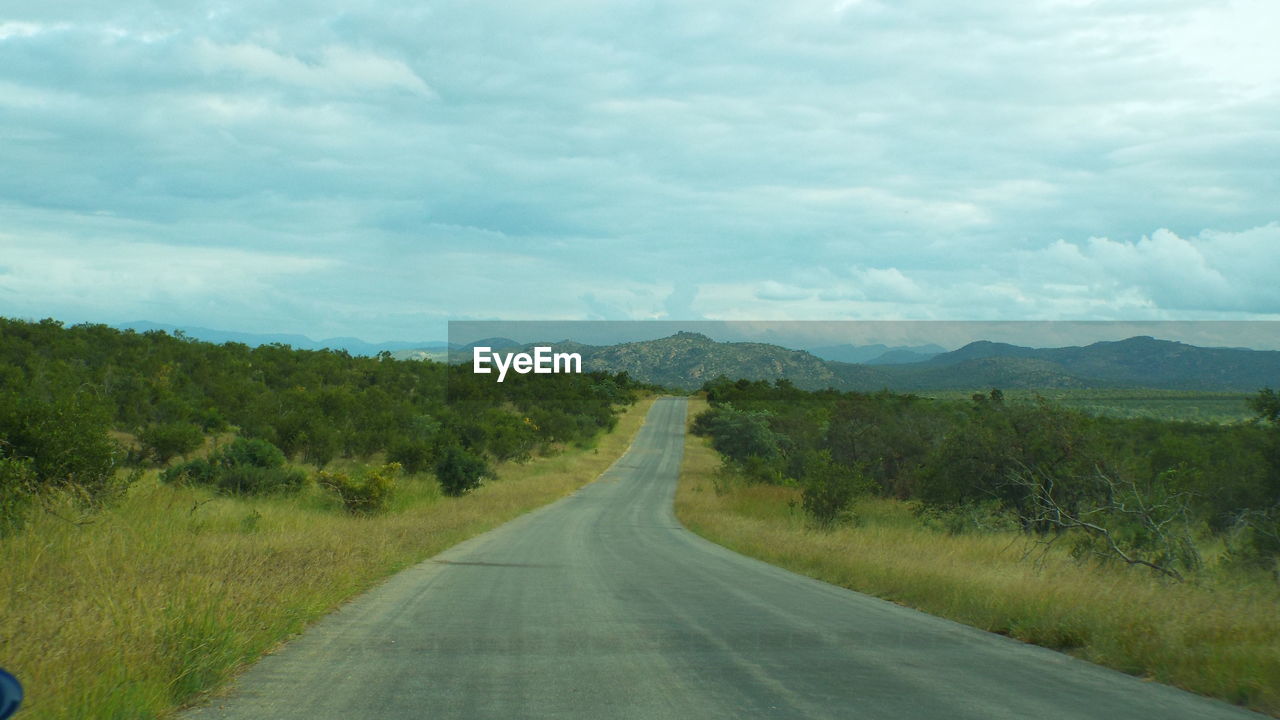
[0,395,656,720]
[675,397,1280,716]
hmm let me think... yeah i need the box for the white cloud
[1019,224,1280,313]
[193,40,435,97]
[756,281,813,302]
[0,233,337,322]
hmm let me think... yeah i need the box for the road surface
[186,396,1262,719]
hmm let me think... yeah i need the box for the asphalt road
[186,396,1263,719]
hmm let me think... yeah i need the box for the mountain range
[469,332,1280,392]
[115,322,1279,391]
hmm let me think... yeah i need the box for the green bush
[387,438,437,474]
[215,464,308,496]
[219,438,287,470]
[319,463,399,515]
[138,422,204,465]
[160,458,217,486]
[0,454,37,536]
[1225,509,1280,576]
[435,445,493,497]
[0,389,121,501]
[158,438,305,496]
[800,452,873,528]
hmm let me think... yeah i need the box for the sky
[2,1,1278,344]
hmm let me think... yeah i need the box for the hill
[475,332,1280,392]
[901,336,1280,390]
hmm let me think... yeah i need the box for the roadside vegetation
[0,317,655,719]
[921,388,1262,424]
[677,384,1280,715]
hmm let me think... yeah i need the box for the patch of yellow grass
[675,397,1280,715]
[0,395,656,720]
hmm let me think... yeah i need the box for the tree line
[0,317,647,531]
[693,378,1280,579]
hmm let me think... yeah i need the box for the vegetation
[680,378,1280,713]
[675,440,1280,714]
[502,331,1280,394]
[317,462,401,515]
[0,317,650,531]
[692,378,1280,579]
[161,437,309,497]
[0,316,655,719]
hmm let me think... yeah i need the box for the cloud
[193,40,435,97]
[0,231,338,328]
[0,2,1277,338]
[1018,224,1280,313]
[756,281,813,302]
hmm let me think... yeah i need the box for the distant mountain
[460,337,523,351]
[905,336,1280,390]
[479,333,1280,392]
[115,322,449,357]
[463,332,872,390]
[865,348,941,365]
[807,343,945,364]
[577,331,851,390]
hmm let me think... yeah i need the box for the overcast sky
[2,1,1278,342]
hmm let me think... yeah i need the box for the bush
[219,438,287,470]
[800,452,873,528]
[0,454,36,536]
[138,422,204,465]
[160,458,217,486]
[216,464,308,496]
[159,438,305,496]
[387,438,437,474]
[0,390,121,501]
[435,445,493,497]
[1225,509,1280,576]
[319,463,399,515]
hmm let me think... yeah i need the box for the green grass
[675,398,1280,716]
[0,395,657,719]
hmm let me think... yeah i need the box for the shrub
[215,464,308,496]
[0,454,36,536]
[435,445,493,497]
[218,438,286,470]
[138,422,204,465]
[800,452,873,528]
[158,438,305,496]
[0,390,121,501]
[160,458,217,486]
[319,463,399,515]
[387,438,437,474]
[1225,508,1280,576]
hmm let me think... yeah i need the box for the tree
[435,445,494,497]
[800,451,873,528]
[138,422,204,465]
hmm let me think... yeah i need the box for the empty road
[186,396,1261,719]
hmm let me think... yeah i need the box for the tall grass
[674,398,1280,716]
[0,395,656,720]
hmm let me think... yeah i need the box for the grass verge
[674,397,1280,716]
[0,395,657,720]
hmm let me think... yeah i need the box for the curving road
[186,397,1262,719]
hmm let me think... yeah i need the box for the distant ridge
[468,332,1280,391]
[807,342,945,364]
[115,321,450,357]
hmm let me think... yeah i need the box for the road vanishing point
[185,397,1263,719]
